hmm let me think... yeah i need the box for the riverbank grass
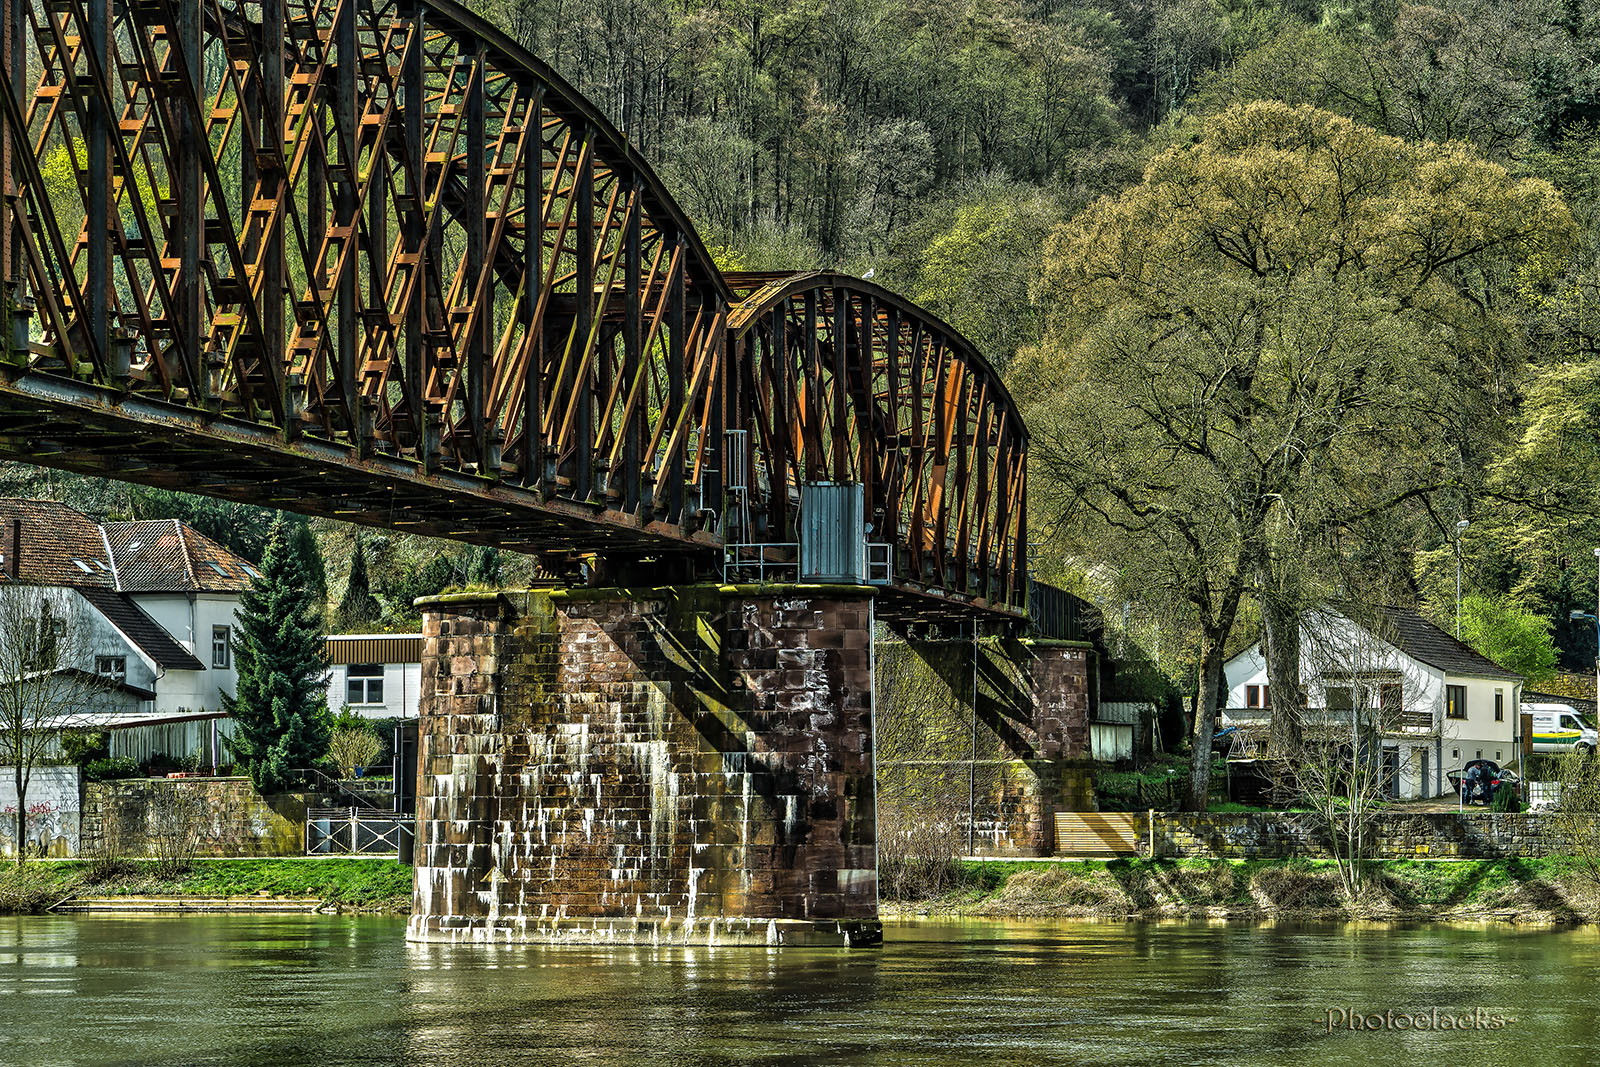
[891,856,1600,923]
[1,857,413,914]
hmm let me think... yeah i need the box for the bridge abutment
[407,584,881,947]
[876,637,1098,857]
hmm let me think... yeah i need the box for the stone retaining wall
[1150,811,1563,860]
[81,777,310,857]
[875,637,1096,856]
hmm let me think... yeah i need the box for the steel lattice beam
[0,0,1029,616]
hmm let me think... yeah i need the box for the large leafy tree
[1017,102,1574,809]
[222,517,332,792]
[1457,595,1559,686]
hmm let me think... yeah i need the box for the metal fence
[305,807,407,855]
[1026,579,1099,642]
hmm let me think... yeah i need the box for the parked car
[1523,703,1598,755]
[1447,759,1521,805]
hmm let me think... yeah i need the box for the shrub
[61,730,110,765]
[84,757,140,781]
[328,726,384,780]
[149,783,207,878]
[139,752,188,777]
[1492,784,1523,813]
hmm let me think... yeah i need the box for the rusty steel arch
[0,0,1031,615]
[724,272,1028,615]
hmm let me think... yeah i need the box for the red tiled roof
[0,498,115,587]
[0,498,256,593]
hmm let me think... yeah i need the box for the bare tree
[0,585,113,864]
[1547,752,1600,890]
[1288,609,1451,899]
[148,782,207,878]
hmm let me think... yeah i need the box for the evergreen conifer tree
[288,520,328,608]
[336,536,381,627]
[465,544,501,587]
[222,516,332,792]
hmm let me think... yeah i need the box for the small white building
[324,633,422,720]
[0,498,257,722]
[0,498,264,769]
[1223,604,1522,799]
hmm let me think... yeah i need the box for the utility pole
[1455,519,1469,639]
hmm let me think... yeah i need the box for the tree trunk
[13,760,23,866]
[1187,635,1226,811]
[1261,592,1304,757]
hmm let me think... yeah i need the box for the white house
[0,498,258,760]
[324,633,422,720]
[1223,604,1522,799]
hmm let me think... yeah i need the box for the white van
[1523,702,1599,755]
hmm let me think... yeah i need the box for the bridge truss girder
[0,0,1029,616]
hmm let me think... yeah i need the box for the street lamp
[1455,519,1469,639]
[1582,546,1600,710]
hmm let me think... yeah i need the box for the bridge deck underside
[0,374,712,556]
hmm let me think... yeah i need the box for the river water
[2,914,1596,1066]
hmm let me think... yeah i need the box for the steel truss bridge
[0,0,1030,618]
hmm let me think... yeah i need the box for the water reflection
[3,914,1599,1065]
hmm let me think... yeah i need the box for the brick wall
[1151,811,1566,860]
[409,585,880,946]
[81,777,309,857]
[876,637,1095,856]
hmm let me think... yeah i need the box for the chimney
[9,518,19,578]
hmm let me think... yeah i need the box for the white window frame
[346,663,385,706]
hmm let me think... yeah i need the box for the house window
[29,610,63,668]
[346,664,384,706]
[95,656,126,681]
[1246,684,1269,709]
[1326,686,1354,715]
[212,626,230,668]
[1446,684,1467,720]
[1380,683,1402,716]
[1495,691,1504,722]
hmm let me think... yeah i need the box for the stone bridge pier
[406,586,1098,947]
[407,585,881,947]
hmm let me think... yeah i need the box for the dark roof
[77,586,207,671]
[326,634,423,665]
[1358,605,1524,682]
